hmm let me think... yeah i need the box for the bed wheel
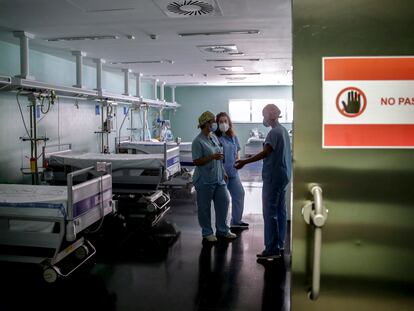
[74,245,89,260]
[43,266,59,283]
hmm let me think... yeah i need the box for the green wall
[171,86,292,156]
[292,0,414,309]
[0,40,164,183]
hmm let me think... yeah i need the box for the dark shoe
[256,250,281,259]
[230,222,249,229]
[202,234,218,244]
[217,231,237,239]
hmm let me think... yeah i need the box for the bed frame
[0,164,113,282]
[42,143,181,191]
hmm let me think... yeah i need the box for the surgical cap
[198,111,215,128]
[263,104,281,119]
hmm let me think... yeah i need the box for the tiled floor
[0,162,291,311]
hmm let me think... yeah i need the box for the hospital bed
[115,136,194,168]
[115,137,195,198]
[42,144,174,226]
[43,143,181,191]
[244,137,265,157]
[0,165,114,283]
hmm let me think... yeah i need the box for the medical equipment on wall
[244,127,265,157]
[159,120,174,142]
[249,127,265,139]
[95,101,114,154]
[17,91,57,184]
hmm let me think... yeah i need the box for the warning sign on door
[322,56,414,148]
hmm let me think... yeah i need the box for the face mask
[210,122,218,132]
[219,123,229,133]
[263,118,270,127]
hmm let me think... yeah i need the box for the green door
[292,1,414,309]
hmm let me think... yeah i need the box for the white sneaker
[203,234,218,242]
[219,231,237,239]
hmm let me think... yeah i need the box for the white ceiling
[0,0,292,86]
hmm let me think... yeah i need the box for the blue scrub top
[217,134,240,178]
[192,132,226,186]
[262,124,292,187]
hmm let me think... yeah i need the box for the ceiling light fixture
[227,81,261,84]
[148,74,186,77]
[215,66,245,72]
[173,82,207,85]
[220,72,261,76]
[225,76,247,81]
[179,30,259,37]
[198,44,238,54]
[228,52,245,56]
[111,59,174,65]
[46,35,119,42]
[206,58,260,62]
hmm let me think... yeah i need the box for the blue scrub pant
[262,181,287,253]
[226,174,245,225]
[195,182,230,237]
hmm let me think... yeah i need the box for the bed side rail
[115,136,132,152]
[42,143,72,164]
[66,163,113,241]
[164,144,181,179]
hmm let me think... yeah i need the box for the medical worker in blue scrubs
[192,111,237,243]
[215,112,249,229]
[235,104,291,259]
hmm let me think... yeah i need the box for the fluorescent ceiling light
[147,74,186,77]
[179,30,259,37]
[225,76,247,80]
[86,8,135,13]
[173,82,207,85]
[227,81,261,84]
[206,58,260,62]
[220,72,261,76]
[198,44,238,54]
[228,52,244,56]
[215,66,245,72]
[111,60,174,65]
[46,35,119,42]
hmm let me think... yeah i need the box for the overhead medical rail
[4,77,180,109]
[301,184,328,301]
[3,30,180,109]
[0,75,12,87]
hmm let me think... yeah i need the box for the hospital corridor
[0,1,414,311]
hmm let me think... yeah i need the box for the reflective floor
[0,162,291,311]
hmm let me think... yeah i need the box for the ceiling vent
[197,44,238,54]
[152,0,222,18]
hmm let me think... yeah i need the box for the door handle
[302,185,328,300]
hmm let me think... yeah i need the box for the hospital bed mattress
[118,141,193,166]
[50,152,164,170]
[0,184,68,232]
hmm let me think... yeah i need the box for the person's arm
[223,164,228,181]
[235,136,241,160]
[234,144,272,169]
[193,153,223,166]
